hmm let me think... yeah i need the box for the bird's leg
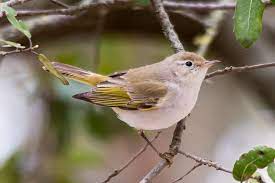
[138,130,172,164]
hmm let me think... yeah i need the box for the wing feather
[73,71,168,110]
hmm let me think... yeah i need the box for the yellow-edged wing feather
[73,80,167,110]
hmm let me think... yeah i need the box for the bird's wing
[73,78,168,110]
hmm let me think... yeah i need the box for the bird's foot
[159,152,173,166]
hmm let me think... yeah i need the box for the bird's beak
[204,60,221,67]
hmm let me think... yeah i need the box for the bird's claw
[159,152,173,166]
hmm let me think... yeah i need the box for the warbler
[45,51,218,130]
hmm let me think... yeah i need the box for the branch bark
[49,0,70,8]
[4,0,273,19]
[101,132,161,183]
[206,62,275,79]
[178,150,232,174]
[150,0,185,52]
[4,0,33,7]
[164,1,271,11]
[139,119,186,183]
[171,163,203,183]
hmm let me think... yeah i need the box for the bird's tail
[43,62,109,86]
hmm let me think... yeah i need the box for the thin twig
[100,132,161,183]
[4,0,33,7]
[139,119,186,183]
[1,1,273,19]
[205,62,275,79]
[150,0,184,52]
[4,0,116,17]
[140,131,164,158]
[178,150,232,174]
[170,10,209,27]
[164,1,272,11]
[0,44,38,56]
[171,163,203,183]
[49,0,70,8]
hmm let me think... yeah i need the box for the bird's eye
[185,61,193,67]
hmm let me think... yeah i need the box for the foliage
[0,4,31,38]
[135,0,150,6]
[267,162,275,182]
[0,155,20,183]
[233,146,275,182]
[0,39,25,49]
[234,0,265,48]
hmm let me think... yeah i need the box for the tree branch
[178,150,232,174]
[100,132,161,183]
[1,0,273,19]
[150,0,184,52]
[164,0,272,11]
[3,0,33,7]
[49,0,70,8]
[171,163,203,183]
[139,119,186,183]
[206,62,275,79]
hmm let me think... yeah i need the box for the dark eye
[185,61,193,67]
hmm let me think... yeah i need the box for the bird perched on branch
[44,51,218,130]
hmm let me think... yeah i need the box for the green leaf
[38,54,69,85]
[233,146,275,181]
[267,162,275,182]
[234,0,265,48]
[0,39,25,49]
[2,4,31,38]
[1,4,16,16]
[271,0,275,4]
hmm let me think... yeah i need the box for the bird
[45,51,219,131]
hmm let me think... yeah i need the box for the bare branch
[100,132,161,183]
[178,150,232,174]
[150,0,184,52]
[139,160,168,183]
[0,39,38,56]
[49,0,70,8]
[170,10,209,27]
[139,119,186,183]
[171,163,203,183]
[1,1,273,19]
[205,62,275,79]
[4,0,117,18]
[4,0,33,7]
[164,1,272,11]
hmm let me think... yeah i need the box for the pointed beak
[204,60,221,67]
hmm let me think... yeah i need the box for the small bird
[46,51,218,130]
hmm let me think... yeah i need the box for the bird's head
[167,51,220,81]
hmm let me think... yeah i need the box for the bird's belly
[112,92,197,130]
